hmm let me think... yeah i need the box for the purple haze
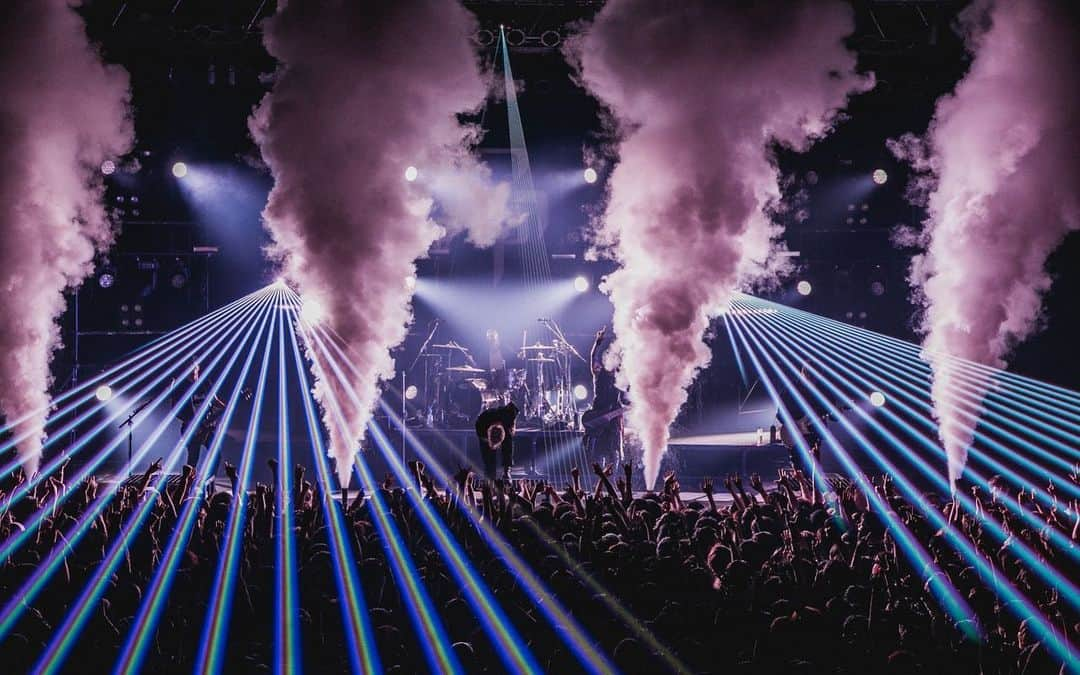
[250,1,510,487]
[569,0,871,488]
[0,1,133,477]
[889,0,1079,488]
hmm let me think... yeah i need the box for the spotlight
[506,28,526,47]
[583,167,598,184]
[870,281,886,296]
[100,160,116,176]
[94,384,113,402]
[573,384,589,401]
[869,391,886,407]
[872,169,888,185]
[573,276,590,293]
[172,162,188,178]
[404,165,419,182]
[796,280,812,296]
[405,385,418,401]
[274,277,287,288]
[169,259,189,289]
[405,274,417,290]
[97,265,116,289]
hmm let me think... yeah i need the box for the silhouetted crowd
[0,455,1076,673]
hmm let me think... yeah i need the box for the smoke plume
[889,0,1079,488]
[251,1,510,487]
[569,0,870,488]
[0,1,133,477]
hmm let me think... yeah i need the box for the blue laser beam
[284,313,380,674]
[31,292,281,675]
[726,303,1080,668]
[195,303,280,674]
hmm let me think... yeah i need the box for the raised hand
[148,457,164,476]
[750,473,765,493]
[224,461,238,482]
[571,466,580,480]
[592,462,605,477]
[454,466,472,486]
[701,477,714,495]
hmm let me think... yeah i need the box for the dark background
[46,0,1078,476]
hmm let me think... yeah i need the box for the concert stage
[366,425,589,487]
[667,432,791,484]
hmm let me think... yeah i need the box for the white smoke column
[250,1,510,487]
[569,0,871,489]
[889,0,1079,489]
[0,1,133,477]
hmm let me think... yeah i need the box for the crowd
[0,451,1076,673]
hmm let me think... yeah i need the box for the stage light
[405,385,418,401]
[97,267,116,289]
[573,384,588,401]
[172,162,188,178]
[870,281,886,296]
[506,28,526,47]
[574,276,590,293]
[869,391,887,407]
[100,160,116,176]
[94,385,113,403]
[796,280,812,296]
[583,167,598,184]
[404,166,419,182]
[170,260,189,289]
[405,275,417,290]
[872,169,888,185]
[274,277,287,288]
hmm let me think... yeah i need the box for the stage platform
[99,427,793,496]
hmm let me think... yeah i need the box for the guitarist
[777,362,848,471]
[172,361,226,477]
[582,326,626,467]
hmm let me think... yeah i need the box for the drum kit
[405,319,586,430]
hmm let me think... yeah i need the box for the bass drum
[449,380,484,423]
[507,368,527,391]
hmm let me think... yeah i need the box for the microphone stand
[118,398,153,467]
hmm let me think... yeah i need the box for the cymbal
[519,343,556,352]
[446,365,486,374]
[431,341,470,352]
[528,357,556,363]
